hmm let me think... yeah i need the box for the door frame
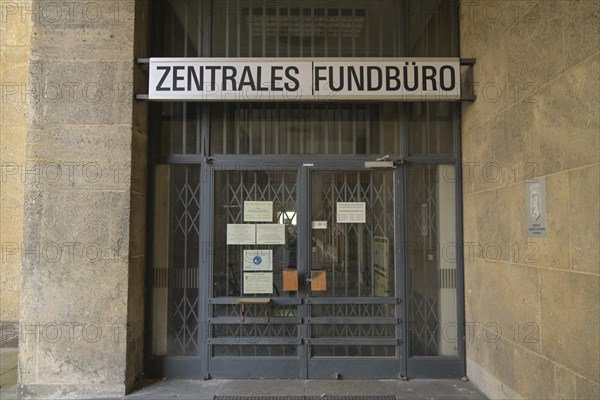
[145,0,465,380]
[145,154,466,379]
[202,156,407,379]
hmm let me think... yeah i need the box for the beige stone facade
[460,1,599,398]
[0,0,31,322]
[1,0,149,396]
[0,0,598,398]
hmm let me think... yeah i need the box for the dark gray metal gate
[203,160,404,379]
[146,0,465,380]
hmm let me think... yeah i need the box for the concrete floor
[0,348,18,399]
[123,378,486,400]
[0,347,486,400]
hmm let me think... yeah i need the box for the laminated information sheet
[243,201,273,222]
[227,224,256,244]
[336,202,366,223]
[256,224,286,244]
[243,272,273,294]
[243,250,273,271]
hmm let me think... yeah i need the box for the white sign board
[226,224,256,245]
[148,58,461,101]
[243,250,273,271]
[243,272,273,294]
[337,202,366,223]
[244,201,274,222]
[256,224,286,245]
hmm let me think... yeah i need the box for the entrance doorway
[147,0,465,380]
[147,100,464,379]
[208,161,402,378]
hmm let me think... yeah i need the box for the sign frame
[147,57,461,102]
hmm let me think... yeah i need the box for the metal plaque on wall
[526,177,548,238]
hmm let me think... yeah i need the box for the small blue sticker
[253,256,262,265]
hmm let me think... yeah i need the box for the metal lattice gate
[207,166,402,379]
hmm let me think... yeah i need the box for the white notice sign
[244,201,273,222]
[227,224,256,245]
[243,272,273,294]
[256,224,286,244]
[243,250,273,271]
[148,58,461,101]
[337,202,366,223]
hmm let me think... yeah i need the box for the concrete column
[461,1,599,399]
[0,0,32,324]
[17,0,149,397]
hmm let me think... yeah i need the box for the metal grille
[213,170,297,297]
[209,0,403,157]
[213,345,297,357]
[213,304,297,318]
[410,292,439,355]
[407,164,457,357]
[211,103,401,156]
[212,0,402,58]
[311,324,395,338]
[308,171,398,359]
[408,165,439,355]
[311,171,395,297]
[148,0,463,377]
[210,169,300,358]
[213,324,298,338]
[168,166,201,356]
[407,102,455,156]
[311,304,394,318]
[311,345,396,357]
[154,0,204,156]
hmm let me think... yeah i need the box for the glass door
[208,165,306,378]
[207,162,403,379]
[306,167,402,379]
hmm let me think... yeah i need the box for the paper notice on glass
[244,201,273,222]
[226,224,256,245]
[256,224,286,244]
[243,272,273,294]
[243,250,273,271]
[336,202,366,223]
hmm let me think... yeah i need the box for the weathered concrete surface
[0,370,490,400]
[83,379,489,400]
[16,0,149,398]
[461,1,600,399]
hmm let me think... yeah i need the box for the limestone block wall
[0,0,32,323]
[460,1,599,399]
[14,0,149,397]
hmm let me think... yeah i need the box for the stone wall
[460,1,599,398]
[15,0,149,397]
[0,0,32,323]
